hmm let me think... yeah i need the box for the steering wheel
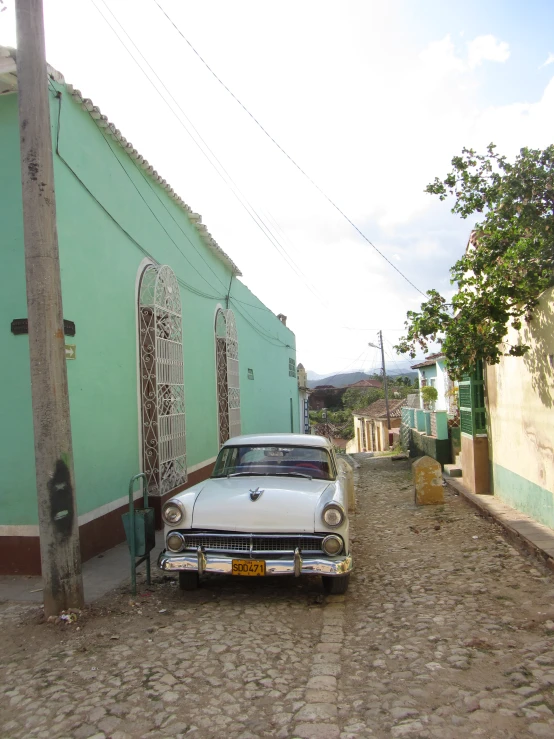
[294,462,321,471]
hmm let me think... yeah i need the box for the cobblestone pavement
[2,456,554,739]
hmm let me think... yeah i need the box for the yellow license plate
[232,559,266,576]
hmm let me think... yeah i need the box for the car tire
[179,571,199,591]
[322,574,350,595]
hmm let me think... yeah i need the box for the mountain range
[306,370,417,389]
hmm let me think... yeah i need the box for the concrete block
[413,456,444,505]
[444,464,462,478]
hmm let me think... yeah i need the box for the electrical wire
[91,0,331,311]
[51,82,296,349]
[152,0,427,298]
[52,86,226,303]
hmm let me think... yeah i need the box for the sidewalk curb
[345,454,360,469]
[444,475,554,574]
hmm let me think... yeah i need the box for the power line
[91,0,331,312]
[152,0,427,298]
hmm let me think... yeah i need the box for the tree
[342,387,384,411]
[395,144,554,378]
[421,385,438,408]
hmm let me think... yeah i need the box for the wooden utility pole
[369,331,391,439]
[15,0,84,615]
[378,330,391,433]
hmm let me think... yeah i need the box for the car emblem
[249,487,264,501]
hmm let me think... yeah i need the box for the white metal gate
[139,264,187,495]
[215,308,241,446]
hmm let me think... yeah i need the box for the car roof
[222,433,332,449]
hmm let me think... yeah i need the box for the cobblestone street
[2,455,554,739]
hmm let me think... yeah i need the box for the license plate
[232,559,266,576]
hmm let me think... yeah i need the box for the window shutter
[458,360,486,436]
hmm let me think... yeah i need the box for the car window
[212,445,335,481]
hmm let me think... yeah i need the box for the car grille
[180,533,325,554]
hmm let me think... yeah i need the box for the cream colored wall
[352,416,364,452]
[346,438,358,454]
[486,286,554,504]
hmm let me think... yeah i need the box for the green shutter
[458,360,487,436]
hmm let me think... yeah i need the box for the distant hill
[306,370,327,381]
[307,370,417,389]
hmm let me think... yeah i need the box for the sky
[1,0,554,377]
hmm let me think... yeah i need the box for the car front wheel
[179,571,199,591]
[322,573,350,595]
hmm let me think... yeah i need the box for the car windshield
[212,445,335,481]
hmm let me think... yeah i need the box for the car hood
[191,476,332,533]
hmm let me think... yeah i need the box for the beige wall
[486,286,554,525]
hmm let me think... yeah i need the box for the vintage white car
[158,433,353,594]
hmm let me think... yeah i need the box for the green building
[0,48,300,575]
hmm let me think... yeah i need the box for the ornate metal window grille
[139,264,187,496]
[215,308,241,446]
[289,358,296,377]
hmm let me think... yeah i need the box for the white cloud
[467,34,510,68]
[540,52,554,68]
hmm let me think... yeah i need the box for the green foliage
[421,385,438,404]
[342,387,384,410]
[395,144,554,378]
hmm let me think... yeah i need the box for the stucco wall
[0,83,299,528]
[486,286,554,529]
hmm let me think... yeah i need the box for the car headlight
[322,503,345,528]
[167,532,186,553]
[162,501,184,526]
[322,535,343,556]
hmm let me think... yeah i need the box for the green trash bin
[122,507,155,558]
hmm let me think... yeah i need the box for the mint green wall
[0,94,37,525]
[492,463,554,531]
[0,83,298,525]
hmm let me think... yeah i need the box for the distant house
[347,379,382,389]
[308,385,341,411]
[351,398,405,453]
[411,353,456,412]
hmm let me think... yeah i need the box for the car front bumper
[158,548,353,577]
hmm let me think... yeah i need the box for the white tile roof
[0,46,241,276]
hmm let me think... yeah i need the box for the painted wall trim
[0,525,39,537]
[492,461,554,531]
[0,455,218,537]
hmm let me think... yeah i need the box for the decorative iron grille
[139,264,187,496]
[215,308,241,446]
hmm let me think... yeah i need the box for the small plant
[421,385,438,408]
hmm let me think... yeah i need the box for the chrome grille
[180,533,324,553]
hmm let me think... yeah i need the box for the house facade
[0,49,300,574]
[485,285,554,529]
[352,398,404,453]
[411,353,455,411]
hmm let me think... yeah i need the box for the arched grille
[215,308,241,446]
[139,264,187,495]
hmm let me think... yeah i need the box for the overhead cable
[152,0,427,298]
[92,0,331,312]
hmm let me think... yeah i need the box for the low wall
[402,426,451,467]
